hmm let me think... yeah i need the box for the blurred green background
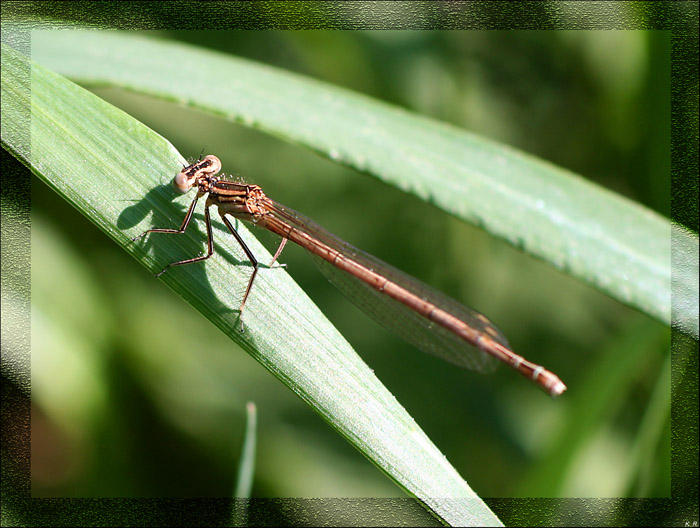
[8,20,693,525]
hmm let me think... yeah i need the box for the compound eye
[202,155,222,174]
[173,171,193,193]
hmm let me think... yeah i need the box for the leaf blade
[29,29,697,338]
[3,40,500,527]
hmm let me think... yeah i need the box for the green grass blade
[28,30,698,339]
[234,402,257,499]
[2,42,501,527]
[232,402,257,526]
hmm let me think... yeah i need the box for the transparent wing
[267,201,508,374]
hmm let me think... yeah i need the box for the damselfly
[134,156,566,397]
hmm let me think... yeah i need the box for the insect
[134,156,566,396]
